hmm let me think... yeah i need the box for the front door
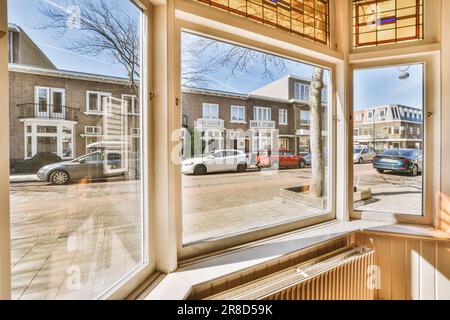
[51,89,65,119]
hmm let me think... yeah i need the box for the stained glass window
[194,0,329,45]
[353,0,424,48]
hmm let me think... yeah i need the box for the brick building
[181,75,329,157]
[8,24,139,169]
[353,104,423,151]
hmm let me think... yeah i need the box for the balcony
[250,120,276,129]
[194,118,224,130]
[17,103,79,122]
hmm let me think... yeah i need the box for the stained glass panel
[353,0,424,48]
[194,0,330,45]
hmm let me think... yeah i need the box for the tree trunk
[309,67,325,198]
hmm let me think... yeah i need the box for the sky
[8,1,423,110]
[8,0,141,78]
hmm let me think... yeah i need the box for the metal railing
[17,103,79,122]
[250,120,276,129]
[194,118,225,129]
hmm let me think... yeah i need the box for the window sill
[139,219,395,300]
[84,111,111,116]
[229,121,247,124]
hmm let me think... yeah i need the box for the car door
[225,151,239,170]
[76,152,103,179]
[205,151,224,172]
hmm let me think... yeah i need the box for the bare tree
[182,34,287,87]
[309,67,325,198]
[37,0,140,95]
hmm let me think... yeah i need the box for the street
[9,163,421,299]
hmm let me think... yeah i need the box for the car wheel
[125,168,137,180]
[359,158,364,164]
[299,160,306,169]
[376,169,384,174]
[410,165,419,177]
[193,164,207,175]
[50,170,70,185]
[237,163,247,173]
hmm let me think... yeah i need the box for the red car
[256,148,306,169]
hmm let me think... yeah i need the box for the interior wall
[356,232,450,300]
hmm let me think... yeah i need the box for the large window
[353,64,424,216]
[353,0,424,48]
[181,32,332,248]
[195,0,329,45]
[231,105,246,123]
[8,0,145,300]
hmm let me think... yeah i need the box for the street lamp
[398,66,410,80]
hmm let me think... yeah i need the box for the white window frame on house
[34,86,66,118]
[367,111,373,119]
[86,90,112,115]
[355,114,362,121]
[300,110,311,125]
[23,120,75,160]
[84,126,102,135]
[294,83,310,101]
[8,31,13,63]
[122,94,139,115]
[279,109,288,125]
[202,103,219,119]
[253,106,271,121]
[230,105,246,123]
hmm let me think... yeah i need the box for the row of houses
[7,23,423,172]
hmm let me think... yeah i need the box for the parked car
[304,153,312,166]
[256,148,306,169]
[354,146,376,164]
[373,149,422,176]
[37,151,138,185]
[181,150,249,175]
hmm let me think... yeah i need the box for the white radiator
[206,246,375,300]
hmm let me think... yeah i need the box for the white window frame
[84,126,102,135]
[300,110,311,125]
[279,109,288,125]
[294,83,310,101]
[202,103,219,119]
[355,114,362,121]
[122,94,139,115]
[253,106,271,121]
[8,31,14,63]
[86,91,112,114]
[34,86,66,118]
[230,105,246,123]
[367,111,373,119]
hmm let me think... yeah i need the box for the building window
[353,0,424,48]
[86,91,112,113]
[379,109,385,119]
[254,106,271,121]
[355,114,362,122]
[194,0,329,45]
[300,110,310,125]
[230,105,246,123]
[417,127,420,135]
[202,103,219,119]
[410,127,413,134]
[85,126,102,135]
[34,87,66,117]
[279,109,288,125]
[294,83,310,101]
[122,94,138,114]
[8,31,14,63]
[367,111,373,119]
[24,122,75,160]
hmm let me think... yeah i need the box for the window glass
[181,32,331,245]
[195,0,330,45]
[353,0,424,48]
[8,0,144,300]
[353,64,424,216]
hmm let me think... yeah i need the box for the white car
[354,146,376,164]
[182,150,249,175]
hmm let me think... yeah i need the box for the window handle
[427,111,433,118]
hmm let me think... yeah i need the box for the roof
[9,63,132,85]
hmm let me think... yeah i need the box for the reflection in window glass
[353,64,424,215]
[181,32,331,244]
[8,0,144,299]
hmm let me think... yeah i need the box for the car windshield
[381,149,418,157]
[354,147,363,153]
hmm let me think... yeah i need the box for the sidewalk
[10,174,40,183]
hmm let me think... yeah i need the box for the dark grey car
[37,151,139,185]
